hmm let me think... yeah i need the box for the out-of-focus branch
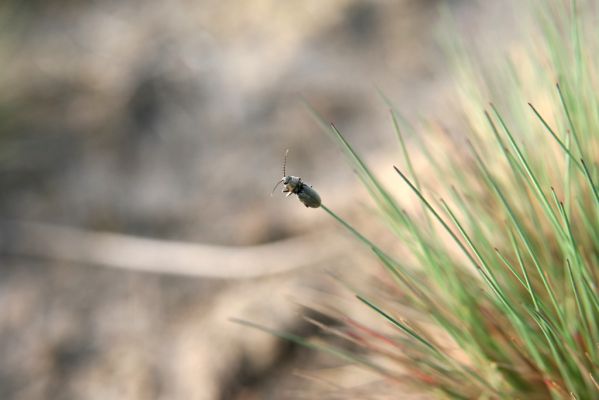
[0,221,344,279]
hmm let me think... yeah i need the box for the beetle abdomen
[297,185,321,208]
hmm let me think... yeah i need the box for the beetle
[271,149,321,208]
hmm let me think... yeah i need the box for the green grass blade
[467,138,566,327]
[556,82,584,159]
[565,260,595,360]
[490,104,567,240]
[528,102,584,173]
[231,318,390,375]
[357,295,439,354]
[393,166,480,270]
[580,159,599,205]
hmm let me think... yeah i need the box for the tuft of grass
[238,1,598,398]
[307,1,598,398]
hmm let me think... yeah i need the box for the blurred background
[0,1,513,399]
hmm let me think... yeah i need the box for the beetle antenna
[282,149,289,177]
[271,179,284,196]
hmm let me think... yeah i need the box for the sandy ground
[0,1,514,398]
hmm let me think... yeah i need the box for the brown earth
[0,1,515,399]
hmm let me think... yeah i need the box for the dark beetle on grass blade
[271,149,321,208]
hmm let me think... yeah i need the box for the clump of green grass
[239,1,598,398]
[310,1,598,399]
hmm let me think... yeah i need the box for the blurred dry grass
[0,1,514,399]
